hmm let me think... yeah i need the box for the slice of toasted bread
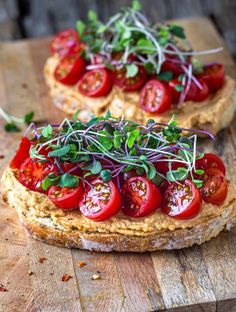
[1,167,236,252]
[44,56,236,135]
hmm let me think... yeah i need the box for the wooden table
[0,18,236,312]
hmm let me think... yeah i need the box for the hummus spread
[2,167,236,237]
[44,56,236,134]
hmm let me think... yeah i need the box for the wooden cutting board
[0,17,236,312]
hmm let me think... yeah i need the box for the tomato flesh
[62,162,82,176]
[50,29,78,56]
[10,137,31,169]
[162,179,201,219]
[121,177,162,218]
[112,65,147,91]
[194,79,209,101]
[48,184,84,210]
[198,63,224,92]
[140,79,171,114]
[78,69,112,97]
[168,78,198,102]
[80,179,121,221]
[200,168,228,205]
[54,53,86,85]
[196,153,226,176]
[19,158,58,193]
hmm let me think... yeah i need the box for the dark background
[1,0,236,58]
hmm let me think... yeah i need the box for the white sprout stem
[163,46,223,56]
[0,107,23,124]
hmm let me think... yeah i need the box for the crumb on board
[76,261,86,268]
[91,271,101,280]
[61,274,72,282]
[38,257,47,263]
[0,284,8,292]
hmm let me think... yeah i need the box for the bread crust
[1,167,236,252]
[44,56,236,135]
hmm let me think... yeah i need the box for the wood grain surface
[0,17,236,312]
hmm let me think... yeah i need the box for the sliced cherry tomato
[159,180,170,194]
[121,177,162,218]
[10,137,31,169]
[48,184,84,210]
[162,180,201,219]
[200,168,228,205]
[50,29,78,56]
[168,78,198,103]
[54,53,86,85]
[19,158,58,193]
[140,80,171,114]
[80,179,121,221]
[67,41,85,55]
[62,162,82,176]
[112,65,147,91]
[161,60,184,78]
[154,159,185,175]
[194,79,209,101]
[196,153,226,176]
[198,63,224,92]
[78,68,112,97]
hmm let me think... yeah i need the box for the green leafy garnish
[59,173,79,188]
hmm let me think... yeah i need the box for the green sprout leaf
[114,130,122,149]
[72,110,80,122]
[158,71,173,81]
[76,20,85,36]
[49,145,70,157]
[174,84,183,92]
[125,63,139,78]
[24,111,34,125]
[100,169,112,182]
[169,24,186,39]
[59,173,79,188]
[4,123,21,132]
[42,124,53,138]
[88,10,97,22]
[192,179,204,188]
[127,129,140,148]
[132,0,141,11]
[42,173,60,191]
[166,167,188,182]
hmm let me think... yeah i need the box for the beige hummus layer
[44,56,236,133]
[2,167,236,237]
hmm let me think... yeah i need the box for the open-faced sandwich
[44,1,236,135]
[1,114,236,252]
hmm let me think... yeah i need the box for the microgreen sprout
[27,113,214,190]
[0,107,34,133]
[75,0,223,104]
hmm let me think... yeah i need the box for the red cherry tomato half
[121,177,162,218]
[112,66,147,92]
[198,63,224,92]
[19,158,58,193]
[140,79,171,114]
[161,60,184,78]
[162,179,201,219]
[194,79,209,102]
[48,184,84,210]
[61,162,82,176]
[67,41,85,55]
[196,153,226,176]
[10,137,31,169]
[200,168,228,205]
[78,68,112,97]
[54,53,86,85]
[154,159,185,175]
[168,78,198,103]
[50,29,78,56]
[80,179,121,221]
